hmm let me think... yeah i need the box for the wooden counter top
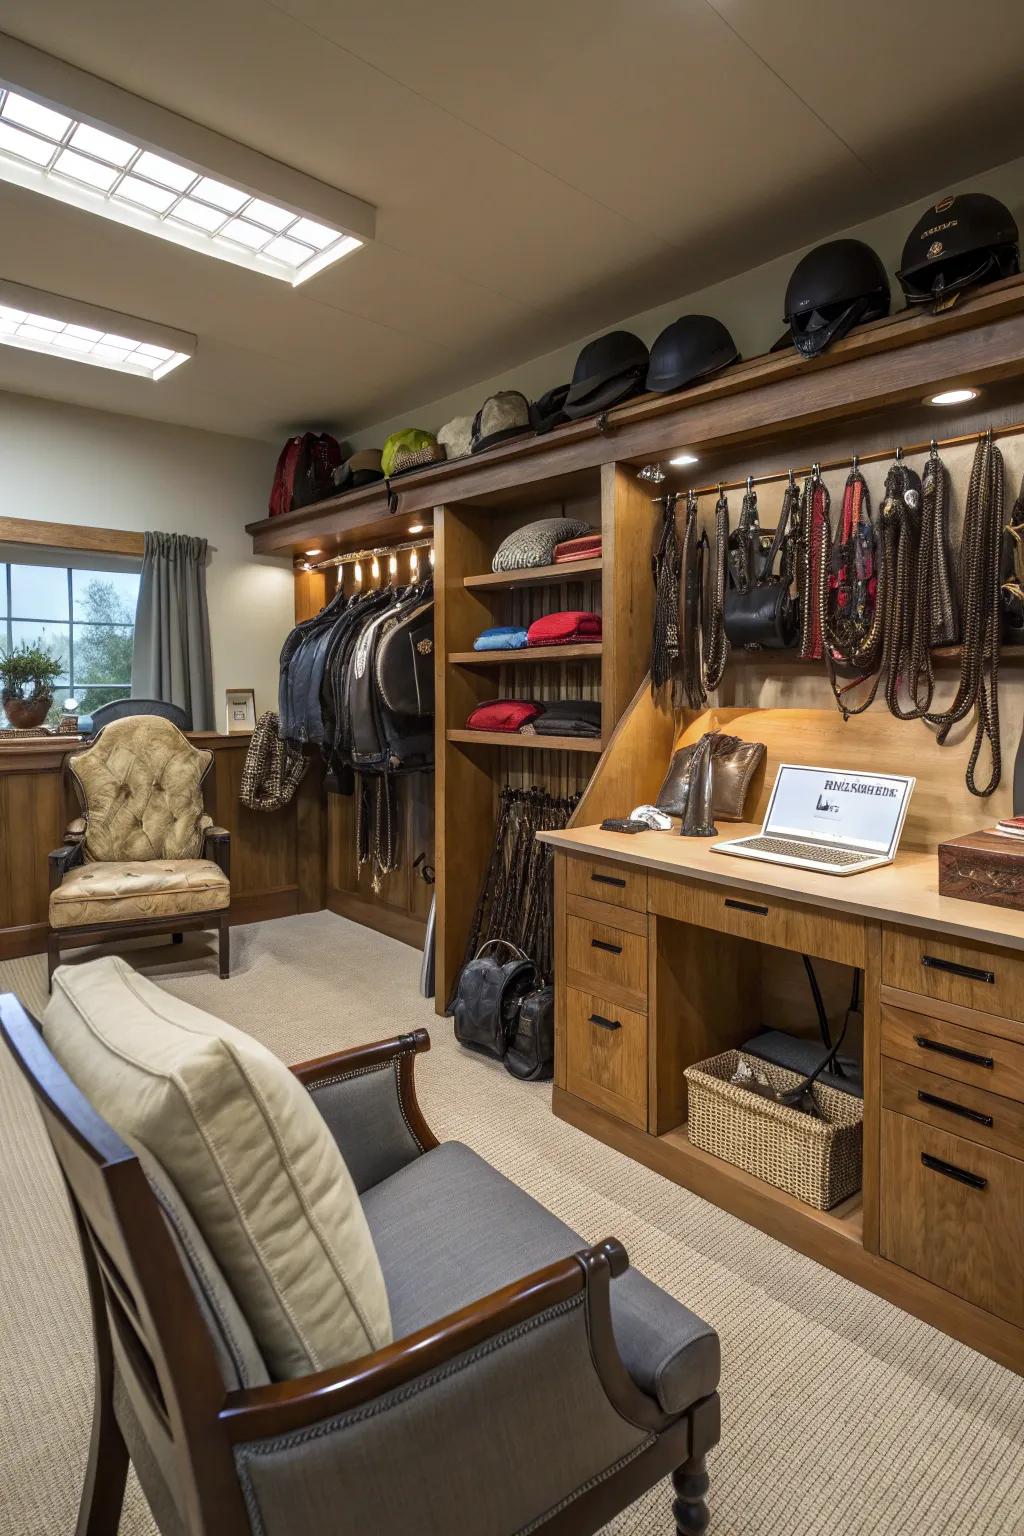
[540,822,1024,952]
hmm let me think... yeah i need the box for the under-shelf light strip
[655,421,1014,502]
[0,84,361,285]
[298,537,434,573]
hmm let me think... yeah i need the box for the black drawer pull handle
[917,1090,993,1128]
[591,938,622,955]
[921,954,995,985]
[725,898,769,916]
[921,1152,988,1190]
[589,1013,621,1031]
[913,1035,994,1069]
[591,873,626,889]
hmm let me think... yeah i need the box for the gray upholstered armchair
[0,981,721,1536]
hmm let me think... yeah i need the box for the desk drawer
[880,1110,1024,1328]
[565,987,647,1128]
[882,928,1024,1023]
[566,914,647,1012]
[566,855,647,913]
[882,1004,1024,1104]
[882,1057,1024,1160]
[648,874,866,968]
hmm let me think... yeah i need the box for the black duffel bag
[504,984,554,1081]
[452,941,537,1060]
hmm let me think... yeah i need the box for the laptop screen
[764,764,915,856]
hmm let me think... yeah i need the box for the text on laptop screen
[765,766,913,854]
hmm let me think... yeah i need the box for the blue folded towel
[473,627,529,652]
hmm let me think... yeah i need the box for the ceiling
[2,0,1024,444]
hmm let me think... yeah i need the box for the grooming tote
[684,1049,863,1210]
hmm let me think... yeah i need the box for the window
[0,558,140,727]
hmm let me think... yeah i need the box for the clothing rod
[298,536,434,572]
[650,419,1017,503]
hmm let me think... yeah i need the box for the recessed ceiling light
[669,452,700,467]
[927,387,979,407]
[304,549,322,557]
[408,523,425,534]
[0,279,194,380]
[0,37,374,286]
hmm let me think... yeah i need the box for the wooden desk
[540,821,1024,1373]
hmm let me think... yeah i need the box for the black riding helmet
[563,330,649,419]
[646,314,739,394]
[897,192,1019,306]
[783,238,890,358]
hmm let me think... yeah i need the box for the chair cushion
[69,715,211,862]
[49,859,230,928]
[362,1141,719,1415]
[44,956,392,1379]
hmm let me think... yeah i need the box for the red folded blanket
[466,699,543,732]
[526,611,602,647]
[553,534,602,563]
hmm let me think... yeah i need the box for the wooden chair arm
[290,1028,431,1086]
[218,1236,670,1445]
[48,841,84,892]
[291,1030,437,1155]
[202,825,231,879]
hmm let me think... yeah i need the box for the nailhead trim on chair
[306,1056,427,1153]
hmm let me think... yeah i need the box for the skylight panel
[0,281,195,381]
[0,52,372,285]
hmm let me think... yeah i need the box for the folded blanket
[529,698,602,738]
[526,610,602,647]
[554,533,603,564]
[466,699,544,733]
[473,626,529,651]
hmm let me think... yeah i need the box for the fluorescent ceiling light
[670,452,700,467]
[0,36,374,286]
[0,279,195,380]
[927,388,979,407]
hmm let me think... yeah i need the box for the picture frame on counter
[225,687,256,734]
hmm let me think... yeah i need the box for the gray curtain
[131,532,214,731]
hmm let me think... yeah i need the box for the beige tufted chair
[47,715,231,985]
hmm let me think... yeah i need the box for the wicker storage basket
[685,1049,863,1210]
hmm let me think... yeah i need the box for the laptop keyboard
[739,836,869,867]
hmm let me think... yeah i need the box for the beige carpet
[2,913,1024,1536]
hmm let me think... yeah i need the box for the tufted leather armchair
[47,715,231,985]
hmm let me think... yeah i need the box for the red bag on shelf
[526,611,602,646]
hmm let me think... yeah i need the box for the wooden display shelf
[447,728,603,754]
[463,559,602,591]
[448,643,602,666]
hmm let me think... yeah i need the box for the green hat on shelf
[381,427,444,478]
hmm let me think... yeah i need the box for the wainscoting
[0,733,323,959]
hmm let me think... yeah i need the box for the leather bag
[724,484,799,649]
[656,732,765,822]
[452,941,537,1060]
[504,984,554,1081]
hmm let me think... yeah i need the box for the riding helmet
[897,192,1019,306]
[563,330,649,419]
[646,314,739,394]
[783,238,890,358]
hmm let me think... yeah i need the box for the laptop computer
[713,763,915,876]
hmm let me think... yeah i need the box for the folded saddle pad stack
[526,611,602,647]
[553,533,602,564]
[491,517,594,572]
[523,700,602,739]
[465,699,543,733]
[473,626,529,652]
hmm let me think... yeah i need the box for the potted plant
[0,640,64,730]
